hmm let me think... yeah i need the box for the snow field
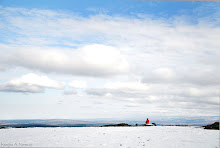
[0,126,219,148]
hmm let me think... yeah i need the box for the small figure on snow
[146,118,149,124]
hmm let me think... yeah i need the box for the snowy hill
[0,126,218,148]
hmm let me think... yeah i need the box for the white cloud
[69,80,87,89]
[153,68,175,81]
[125,103,139,107]
[0,73,63,93]
[104,81,149,91]
[0,65,6,71]
[63,89,77,95]
[0,44,129,76]
[183,87,218,98]
[85,80,219,112]
[142,67,220,85]
[144,95,160,103]
[86,81,151,98]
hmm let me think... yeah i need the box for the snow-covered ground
[0,126,219,148]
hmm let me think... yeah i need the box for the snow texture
[0,126,219,148]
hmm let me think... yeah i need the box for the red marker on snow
[146,118,149,124]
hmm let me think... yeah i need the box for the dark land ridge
[203,122,219,130]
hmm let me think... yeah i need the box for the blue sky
[0,1,219,121]
[0,0,218,19]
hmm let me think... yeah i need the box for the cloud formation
[0,5,219,118]
[142,67,220,85]
[85,80,219,114]
[69,80,87,89]
[0,73,63,93]
[0,44,129,76]
[0,7,219,80]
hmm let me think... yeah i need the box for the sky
[0,0,219,121]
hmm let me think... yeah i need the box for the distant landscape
[0,117,219,128]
